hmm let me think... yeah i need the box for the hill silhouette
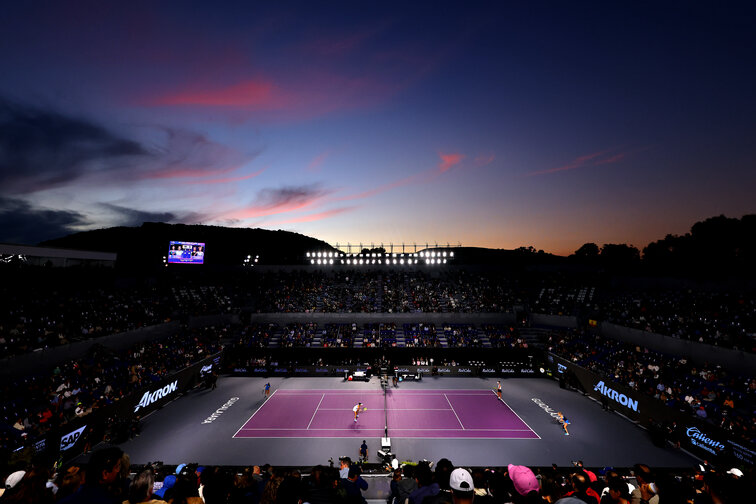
[36,214,756,274]
[39,222,337,268]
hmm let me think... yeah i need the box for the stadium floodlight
[443,259,447,264]
[414,259,418,264]
[359,259,364,264]
[400,259,404,264]
[310,259,315,264]
[393,259,397,264]
[347,259,351,264]
[443,251,447,257]
[450,251,454,257]
[329,259,334,264]
[306,252,310,257]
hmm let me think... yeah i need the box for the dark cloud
[0,197,89,244]
[99,202,203,227]
[0,98,149,194]
[254,185,330,209]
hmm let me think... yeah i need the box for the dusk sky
[1,1,755,255]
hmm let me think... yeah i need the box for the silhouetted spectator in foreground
[59,446,125,504]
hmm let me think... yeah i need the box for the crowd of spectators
[547,329,756,445]
[1,326,223,459]
[4,266,755,358]
[1,447,752,503]
[213,322,537,350]
[599,289,756,352]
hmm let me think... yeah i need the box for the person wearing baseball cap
[449,468,475,503]
[508,464,540,498]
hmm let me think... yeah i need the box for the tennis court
[233,389,539,439]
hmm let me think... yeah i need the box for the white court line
[238,427,535,431]
[274,390,493,394]
[235,435,539,439]
[232,389,279,438]
[306,394,325,430]
[444,394,465,430]
[500,398,541,440]
[318,408,450,411]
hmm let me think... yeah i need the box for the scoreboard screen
[167,241,205,264]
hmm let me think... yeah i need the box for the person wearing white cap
[449,468,475,503]
[726,467,743,478]
[4,470,26,490]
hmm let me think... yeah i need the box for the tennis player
[558,411,570,435]
[264,382,271,398]
[496,380,502,400]
[353,402,363,423]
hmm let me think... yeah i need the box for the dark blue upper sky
[1,1,754,254]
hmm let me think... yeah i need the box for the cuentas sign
[685,427,725,456]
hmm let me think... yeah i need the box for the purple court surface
[234,389,539,439]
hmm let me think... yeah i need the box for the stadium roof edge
[0,243,117,261]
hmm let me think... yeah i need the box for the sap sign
[686,427,725,456]
[60,425,87,451]
[134,381,179,413]
[593,381,639,412]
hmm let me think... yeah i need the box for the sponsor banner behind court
[43,352,222,462]
[231,363,537,377]
[547,352,756,466]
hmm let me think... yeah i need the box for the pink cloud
[526,150,614,177]
[595,153,626,165]
[146,79,283,108]
[222,185,332,220]
[307,150,332,172]
[439,152,465,173]
[181,167,266,185]
[338,150,479,202]
[270,206,357,225]
[132,129,259,181]
[337,173,422,201]
[474,154,495,166]
[138,70,400,123]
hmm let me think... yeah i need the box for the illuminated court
[116,376,697,468]
[233,389,539,439]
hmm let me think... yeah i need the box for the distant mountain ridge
[36,214,756,275]
[39,222,337,267]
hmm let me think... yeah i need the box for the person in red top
[496,381,502,400]
[564,472,600,504]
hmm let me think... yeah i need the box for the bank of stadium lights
[306,249,453,266]
[242,254,259,267]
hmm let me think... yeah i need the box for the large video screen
[167,241,205,264]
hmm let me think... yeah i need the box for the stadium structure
[1,228,753,502]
